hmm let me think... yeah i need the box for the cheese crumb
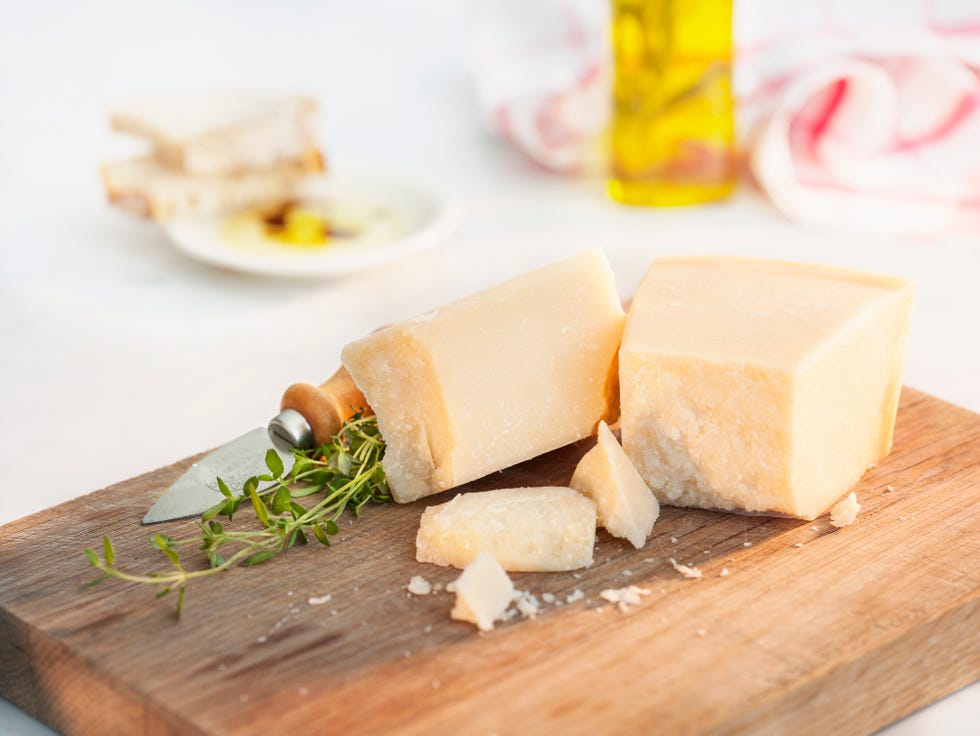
[450,553,514,631]
[669,558,702,579]
[743,541,752,547]
[541,592,556,604]
[885,485,895,492]
[599,586,651,612]
[793,542,804,548]
[670,536,678,544]
[307,594,332,606]
[513,591,541,618]
[621,569,633,577]
[566,589,585,604]
[719,568,730,577]
[830,492,860,528]
[407,576,432,596]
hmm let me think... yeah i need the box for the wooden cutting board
[1,387,978,736]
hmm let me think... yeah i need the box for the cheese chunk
[450,553,515,631]
[342,249,625,503]
[416,487,597,571]
[830,492,860,528]
[621,256,913,520]
[570,420,659,548]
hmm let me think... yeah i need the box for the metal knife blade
[143,409,313,525]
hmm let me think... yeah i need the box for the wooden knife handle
[280,366,371,446]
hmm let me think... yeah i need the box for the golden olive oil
[608,0,735,206]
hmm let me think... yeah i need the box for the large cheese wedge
[620,256,913,520]
[570,420,659,548]
[416,487,597,571]
[342,249,625,503]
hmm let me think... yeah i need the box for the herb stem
[83,412,389,619]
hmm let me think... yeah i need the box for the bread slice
[101,153,323,220]
[109,93,321,176]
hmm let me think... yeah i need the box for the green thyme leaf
[102,536,115,566]
[265,449,284,479]
[271,486,291,515]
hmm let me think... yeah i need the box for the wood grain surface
[1,388,978,736]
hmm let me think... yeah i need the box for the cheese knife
[142,367,368,524]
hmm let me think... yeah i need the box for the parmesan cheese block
[415,487,597,571]
[342,249,625,503]
[569,420,659,548]
[620,256,913,520]
[449,553,515,631]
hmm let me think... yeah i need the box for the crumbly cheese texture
[570,420,659,548]
[416,487,597,571]
[343,250,625,503]
[450,553,515,631]
[621,256,913,520]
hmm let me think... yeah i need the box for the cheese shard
[450,553,515,631]
[620,256,914,520]
[830,492,860,528]
[570,420,659,548]
[342,249,625,503]
[416,487,597,571]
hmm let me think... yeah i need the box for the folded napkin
[469,0,980,236]
[468,0,610,174]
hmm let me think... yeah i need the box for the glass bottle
[608,0,736,206]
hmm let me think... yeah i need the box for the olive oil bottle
[608,0,735,206]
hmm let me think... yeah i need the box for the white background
[0,1,977,734]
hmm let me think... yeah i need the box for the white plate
[164,170,458,278]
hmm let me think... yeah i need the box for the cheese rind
[342,250,625,503]
[449,553,515,631]
[621,256,913,520]
[415,487,597,571]
[569,421,659,548]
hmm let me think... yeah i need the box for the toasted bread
[101,153,323,220]
[109,93,321,176]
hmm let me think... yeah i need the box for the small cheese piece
[570,420,660,548]
[416,487,597,571]
[513,591,541,618]
[342,249,625,503]
[406,576,432,596]
[669,558,702,579]
[450,553,515,631]
[621,256,914,520]
[829,492,861,528]
[599,586,651,612]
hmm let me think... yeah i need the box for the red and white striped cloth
[469,0,980,236]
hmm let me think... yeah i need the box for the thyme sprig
[84,413,388,618]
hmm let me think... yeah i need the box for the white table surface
[1,2,977,734]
